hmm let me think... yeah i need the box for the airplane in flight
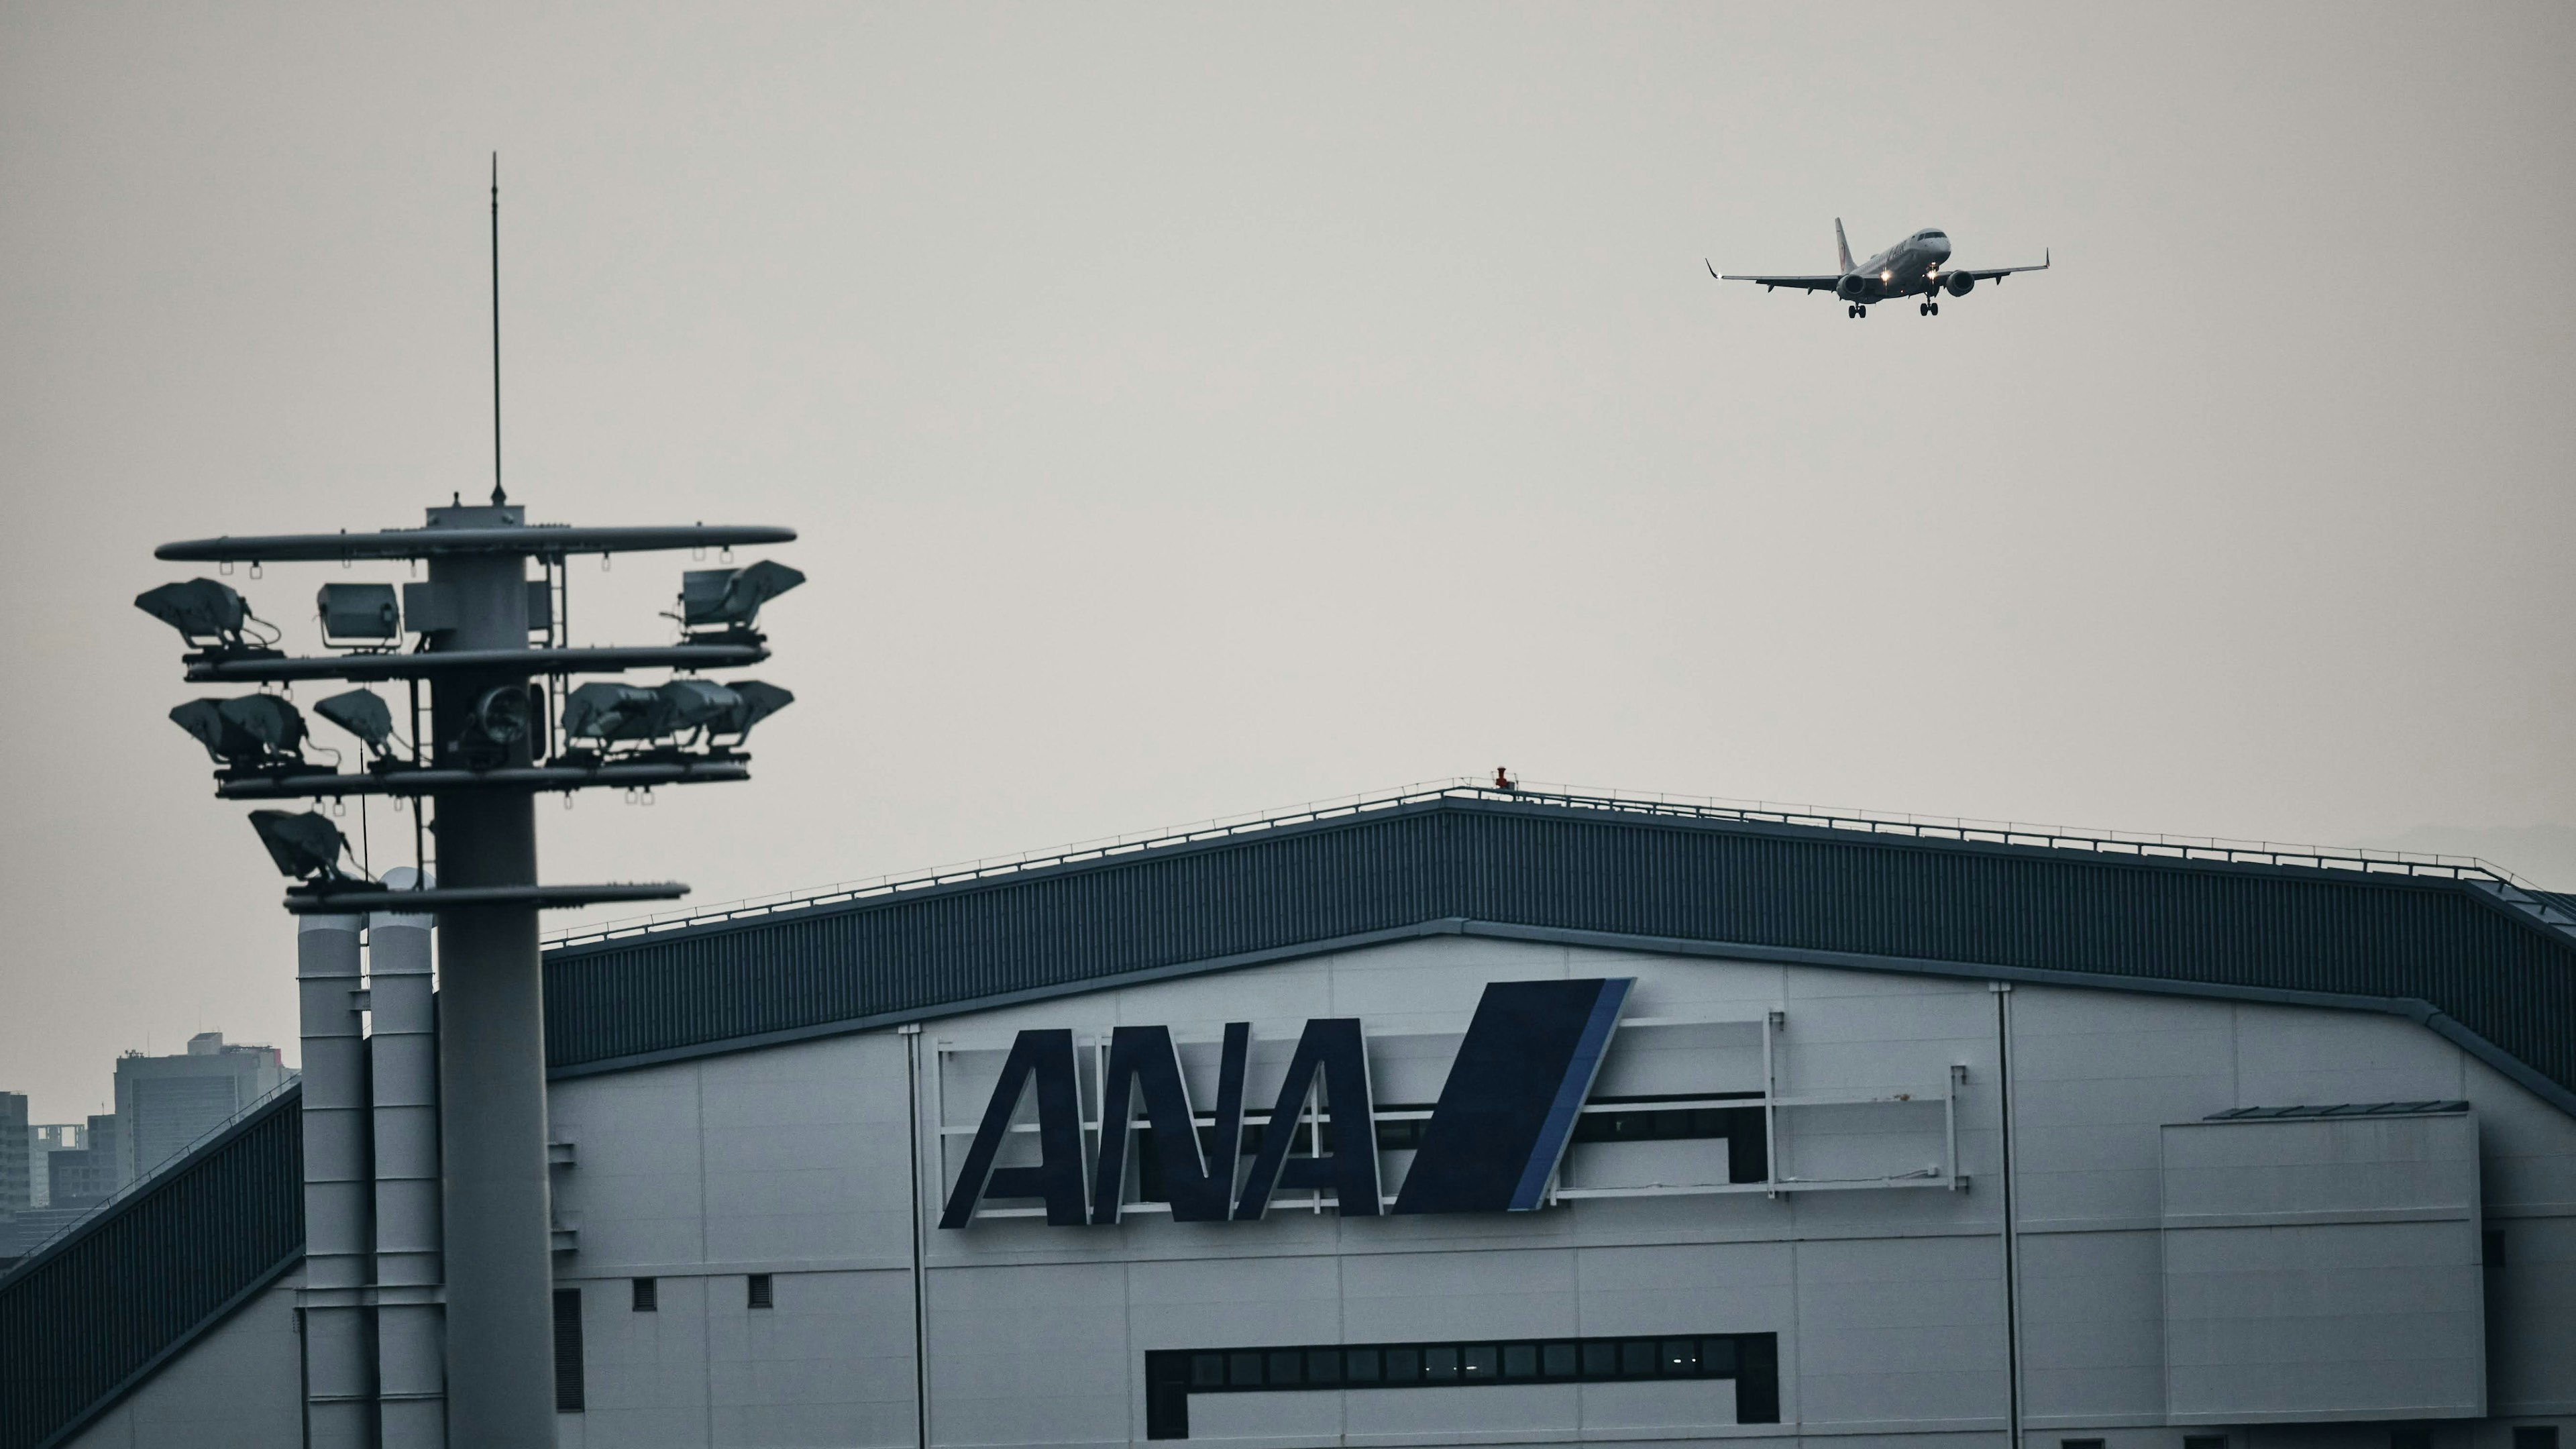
[1710,219,2049,318]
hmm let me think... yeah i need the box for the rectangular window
[1734,1334,1779,1423]
[2513,1430,2559,1449]
[2392,1432,2432,1449]
[1144,1350,1191,1441]
[1141,1331,1777,1440]
[746,1273,774,1310]
[2061,1440,2105,1449]
[631,1277,658,1312]
[551,1288,585,1413]
[2186,1436,2228,1449]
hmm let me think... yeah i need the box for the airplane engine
[1944,273,1975,298]
[1835,273,1870,303]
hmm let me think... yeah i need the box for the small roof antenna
[489,152,506,508]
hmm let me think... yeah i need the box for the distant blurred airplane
[1711,219,2048,318]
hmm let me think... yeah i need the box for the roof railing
[544,777,2536,951]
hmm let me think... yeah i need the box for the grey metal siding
[541,800,2576,1101]
[0,1087,303,1449]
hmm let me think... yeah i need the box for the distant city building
[113,1033,286,1187]
[28,1122,88,1210]
[47,1115,119,1211]
[0,1091,27,1212]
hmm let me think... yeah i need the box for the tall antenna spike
[490,152,506,508]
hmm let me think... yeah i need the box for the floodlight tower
[145,501,800,1449]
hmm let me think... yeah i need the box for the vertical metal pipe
[428,541,557,1446]
[297,911,375,1448]
[1992,981,2023,1449]
[371,868,445,1449]
[903,1023,929,1449]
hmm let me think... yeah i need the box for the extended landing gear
[1846,304,1868,319]
[1919,301,1941,316]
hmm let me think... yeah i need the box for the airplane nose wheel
[1920,301,1940,316]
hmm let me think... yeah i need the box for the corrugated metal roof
[0,1087,302,1449]
[541,790,2576,1112]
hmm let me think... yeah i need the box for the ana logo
[938,977,1633,1228]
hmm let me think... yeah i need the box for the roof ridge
[545,777,2528,950]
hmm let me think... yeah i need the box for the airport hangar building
[6,785,2575,1449]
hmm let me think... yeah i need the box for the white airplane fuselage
[1843,230,1953,302]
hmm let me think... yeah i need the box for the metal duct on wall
[371,869,445,1448]
[296,912,374,1447]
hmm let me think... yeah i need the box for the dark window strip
[551,1287,586,1413]
[1143,1332,1777,1440]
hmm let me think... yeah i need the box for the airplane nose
[1931,235,1951,256]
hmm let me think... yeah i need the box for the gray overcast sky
[4,4,2572,1120]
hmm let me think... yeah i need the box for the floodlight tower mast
[425,502,545,1439]
[151,505,796,1449]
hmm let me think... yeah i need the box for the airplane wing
[1708,259,1842,292]
[1949,248,2050,283]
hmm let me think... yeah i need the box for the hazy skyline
[5,3,2572,1119]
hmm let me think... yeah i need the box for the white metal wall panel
[59,1279,305,1449]
[2484,1214,2576,1417]
[1336,1380,1575,1440]
[2465,1058,2576,1417]
[1790,1234,2007,1430]
[1319,936,1570,1032]
[578,1271,712,1449]
[2161,1112,2484,1423]
[2015,1228,2165,1426]
[550,1067,710,1269]
[928,1261,1132,1446]
[708,1269,918,1448]
[1766,969,1998,1244]
[2229,1004,2470,1111]
[699,1037,914,1267]
[2010,989,2236,1227]
[1126,1251,1344,1350]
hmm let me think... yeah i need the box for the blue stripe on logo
[1508,978,1631,1210]
[1391,977,1638,1215]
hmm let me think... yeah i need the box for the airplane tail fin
[1834,218,1854,273]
